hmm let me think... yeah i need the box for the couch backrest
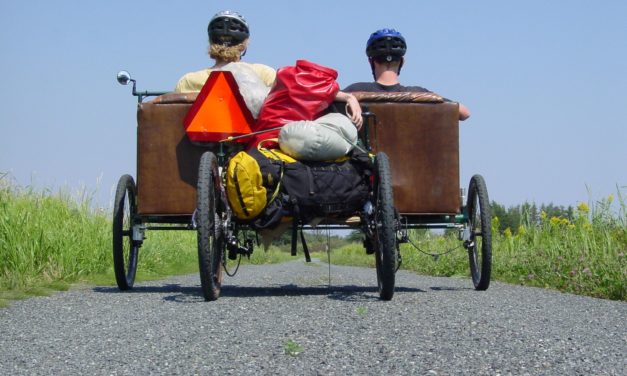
[135,92,461,216]
[137,93,201,215]
[364,100,461,215]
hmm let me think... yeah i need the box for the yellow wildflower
[608,194,614,204]
[577,202,589,214]
[516,225,526,236]
[504,227,512,238]
[550,216,562,227]
[540,210,548,220]
[491,216,500,232]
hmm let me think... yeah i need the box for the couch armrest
[352,91,443,103]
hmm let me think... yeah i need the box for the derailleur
[227,236,254,260]
[459,226,474,249]
[396,212,409,244]
[360,206,376,254]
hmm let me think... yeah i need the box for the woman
[174,10,276,92]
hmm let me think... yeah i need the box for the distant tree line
[490,201,575,234]
[343,201,578,241]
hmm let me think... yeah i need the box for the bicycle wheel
[112,174,139,290]
[373,152,397,300]
[197,152,224,301]
[466,174,492,290]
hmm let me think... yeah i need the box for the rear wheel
[112,174,139,290]
[466,174,492,290]
[197,152,223,301]
[373,152,397,300]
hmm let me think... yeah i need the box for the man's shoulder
[398,84,431,93]
[343,82,432,93]
[343,82,380,92]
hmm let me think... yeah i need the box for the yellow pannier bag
[225,145,294,221]
[226,151,267,220]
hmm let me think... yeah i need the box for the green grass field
[328,193,626,300]
[1,177,625,307]
[0,179,292,307]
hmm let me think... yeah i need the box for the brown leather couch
[360,98,461,215]
[135,92,461,217]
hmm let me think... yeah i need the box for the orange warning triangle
[183,71,254,143]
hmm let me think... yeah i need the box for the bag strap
[232,164,250,217]
[300,227,311,263]
[290,199,300,257]
[291,218,298,257]
[317,122,367,154]
[305,165,315,195]
[257,138,279,150]
[289,200,311,262]
[256,139,284,205]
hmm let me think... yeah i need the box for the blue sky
[1,0,625,209]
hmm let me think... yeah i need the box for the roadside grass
[489,193,626,300]
[0,179,292,306]
[2,176,625,305]
[0,180,111,298]
[323,192,626,300]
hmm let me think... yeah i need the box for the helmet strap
[397,57,404,76]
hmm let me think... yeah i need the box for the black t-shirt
[343,81,452,102]
[343,82,432,93]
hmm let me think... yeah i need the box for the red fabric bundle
[249,60,340,148]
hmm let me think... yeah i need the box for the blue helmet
[366,29,407,61]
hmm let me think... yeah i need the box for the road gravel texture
[1,259,625,375]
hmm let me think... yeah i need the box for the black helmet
[208,10,250,47]
[366,28,407,62]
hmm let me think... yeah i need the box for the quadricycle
[113,70,492,301]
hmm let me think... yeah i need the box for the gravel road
[1,259,625,375]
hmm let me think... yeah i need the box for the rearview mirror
[116,70,132,85]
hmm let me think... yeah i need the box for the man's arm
[335,91,363,129]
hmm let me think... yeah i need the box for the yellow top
[174,62,276,92]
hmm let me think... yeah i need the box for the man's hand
[345,95,363,130]
[336,91,363,129]
[459,103,471,121]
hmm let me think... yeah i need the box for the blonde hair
[209,39,249,62]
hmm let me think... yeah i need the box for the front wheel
[466,174,492,290]
[112,174,140,290]
[373,152,397,300]
[197,152,224,301]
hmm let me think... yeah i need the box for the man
[344,28,470,121]
[174,10,276,92]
